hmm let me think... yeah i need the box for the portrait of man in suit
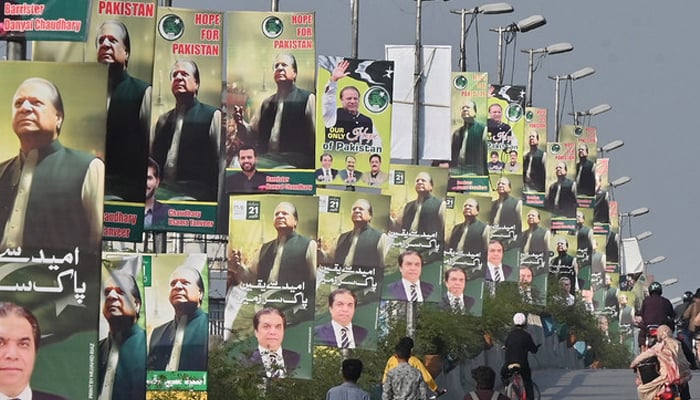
[98,271,146,400]
[0,302,66,400]
[485,240,512,283]
[250,307,300,378]
[361,153,388,186]
[439,267,474,314]
[147,265,208,371]
[339,155,362,185]
[314,288,368,348]
[387,250,434,302]
[315,152,338,183]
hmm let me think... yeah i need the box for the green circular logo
[453,75,468,90]
[364,86,390,113]
[550,143,562,154]
[158,14,184,41]
[505,103,523,123]
[525,110,534,122]
[574,126,583,136]
[261,16,284,39]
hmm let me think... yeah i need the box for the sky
[173,0,696,301]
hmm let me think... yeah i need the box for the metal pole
[553,76,560,141]
[412,0,423,164]
[7,40,27,60]
[350,0,359,58]
[406,302,415,337]
[271,0,279,12]
[526,50,534,107]
[496,27,504,84]
[459,11,467,72]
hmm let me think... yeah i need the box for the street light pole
[350,0,359,58]
[271,0,279,11]
[451,3,513,72]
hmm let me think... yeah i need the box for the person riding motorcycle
[682,289,700,366]
[501,313,539,400]
[630,324,692,400]
[637,281,675,351]
[675,290,697,369]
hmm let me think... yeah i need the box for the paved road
[533,368,700,399]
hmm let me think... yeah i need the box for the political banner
[1,0,90,41]
[523,107,547,195]
[449,72,489,177]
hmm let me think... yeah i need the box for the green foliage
[207,282,632,398]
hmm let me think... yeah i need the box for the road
[533,368,700,399]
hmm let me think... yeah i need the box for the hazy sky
[183,0,697,300]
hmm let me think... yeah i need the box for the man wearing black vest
[545,162,577,217]
[229,201,317,285]
[489,177,522,241]
[97,20,151,202]
[447,198,490,262]
[151,59,221,201]
[450,100,488,175]
[322,198,389,269]
[518,209,550,259]
[241,53,315,168]
[397,171,445,243]
[523,130,546,192]
[322,59,382,149]
[0,77,103,252]
[575,143,596,196]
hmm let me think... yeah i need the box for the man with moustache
[0,77,103,252]
[361,153,389,186]
[226,145,269,193]
[151,59,221,201]
[523,130,546,192]
[96,20,151,202]
[339,155,363,184]
[147,265,208,371]
[549,237,578,295]
[98,271,146,400]
[450,100,488,175]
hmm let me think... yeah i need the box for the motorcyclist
[501,312,539,400]
[682,289,700,366]
[675,290,696,369]
[637,281,675,352]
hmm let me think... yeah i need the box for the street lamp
[490,15,547,84]
[645,256,666,265]
[570,103,612,125]
[610,176,631,188]
[451,3,513,72]
[522,42,573,106]
[621,207,650,218]
[549,66,595,138]
[635,231,653,241]
[661,277,677,286]
[598,139,624,157]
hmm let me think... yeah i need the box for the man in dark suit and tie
[485,240,513,282]
[338,155,362,184]
[147,265,208,371]
[315,152,338,183]
[0,302,67,400]
[438,267,475,314]
[250,307,300,378]
[315,288,368,348]
[387,250,434,301]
